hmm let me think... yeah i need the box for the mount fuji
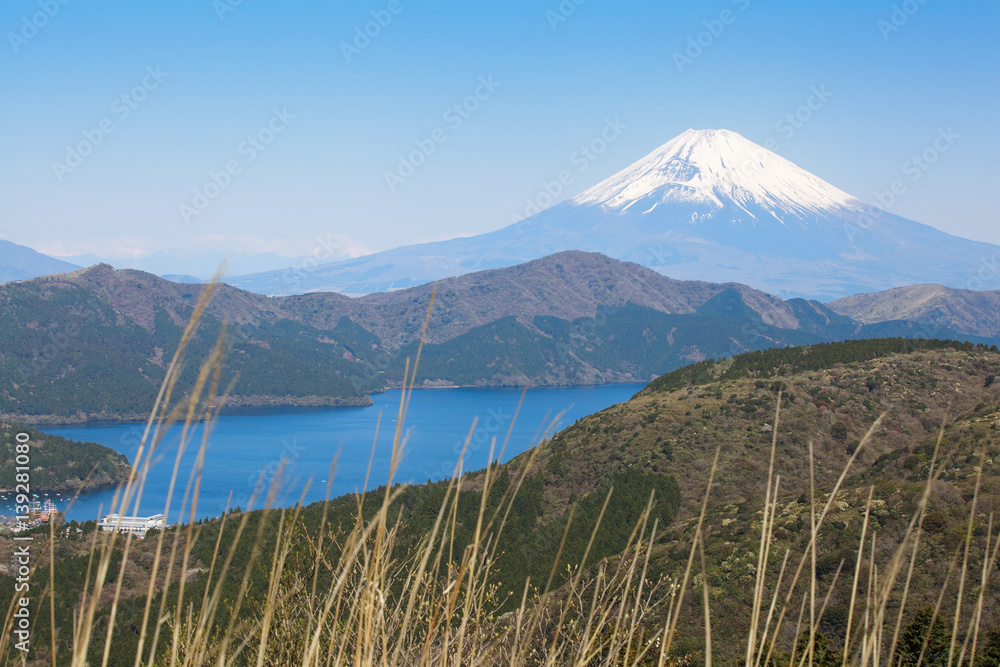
[230,129,999,300]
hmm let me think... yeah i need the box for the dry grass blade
[747,391,782,667]
[844,486,875,667]
[661,445,721,661]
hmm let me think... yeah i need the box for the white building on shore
[98,513,166,538]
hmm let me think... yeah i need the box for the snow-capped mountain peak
[230,127,1000,302]
[571,129,862,222]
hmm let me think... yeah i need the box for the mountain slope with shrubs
[503,338,1000,662]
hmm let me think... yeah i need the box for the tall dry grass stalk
[0,282,996,667]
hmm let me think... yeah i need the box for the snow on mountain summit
[572,129,863,224]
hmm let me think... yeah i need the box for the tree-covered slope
[3,255,998,422]
[0,278,375,422]
[0,422,130,492]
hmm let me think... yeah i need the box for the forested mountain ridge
[2,254,998,422]
[0,269,376,422]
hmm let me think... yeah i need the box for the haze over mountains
[61,249,326,281]
[228,129,1000,301]
[0,240,322,284]
[0,240,80,282]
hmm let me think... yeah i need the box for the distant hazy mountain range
[2,251,997,423]
[0,242,309,285]
[227,129,1000,301]
[61,249,308,281]
[0,240,80,282]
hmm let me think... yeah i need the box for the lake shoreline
[0,394,375,426]
[5,382,647,426]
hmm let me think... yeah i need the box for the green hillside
[0,422,130,492]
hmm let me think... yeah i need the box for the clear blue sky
[1,0,997,261]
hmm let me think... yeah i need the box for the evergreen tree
[898,607,952,667]
[978,628,1000,667]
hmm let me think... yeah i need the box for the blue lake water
[23,384,641,524]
